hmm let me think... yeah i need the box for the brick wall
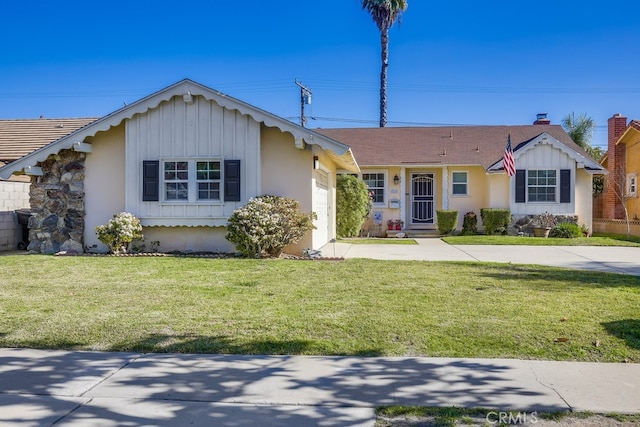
[0,181,30,251]
[603,114,628,219]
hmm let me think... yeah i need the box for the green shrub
[95,212,144,254]
[461,211,478,235]
[226,195,316,258]
[480,208,511,235]
[336,174,371,238]
[436,210,458,235]
[549,222,582,238]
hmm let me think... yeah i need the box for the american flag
[504,134,516,177]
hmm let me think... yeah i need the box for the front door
[411,173,435,226]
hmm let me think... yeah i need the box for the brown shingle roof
[0,118,97,162]
[317,125,581,169]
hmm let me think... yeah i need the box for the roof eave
[0,79,358,179]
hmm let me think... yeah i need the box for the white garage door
[313,169,329,249]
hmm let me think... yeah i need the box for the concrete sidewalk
[322,239,640,275]
[1,348,639,426]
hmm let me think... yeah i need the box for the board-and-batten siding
[125,95,260,226]
[510,142,576,216]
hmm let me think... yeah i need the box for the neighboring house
[0,118,96,251]
[0,79,359,254]
[318,115,605,234]
[597,113,640,235]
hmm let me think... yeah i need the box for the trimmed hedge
[480,208,511,235]
[437,210,458,235]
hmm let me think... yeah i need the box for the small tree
[336,174,371,237]
[609,168,633,239]
[226,195,316,258]
[95,212,143,254]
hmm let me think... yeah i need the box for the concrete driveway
[321,239,640,276]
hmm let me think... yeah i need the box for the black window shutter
[515,169,526,203]
[560,169,571,203]
[224,160,241,202]
[142,160,159,202]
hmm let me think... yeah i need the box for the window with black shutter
[142,160,159,201]
[224,160,241,202]
[560,169,571,203]
[515,170,526,203]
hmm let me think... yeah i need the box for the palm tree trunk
[379,27,389,128]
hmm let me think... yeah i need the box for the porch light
[393,174,400,185]
[313,156,319,170]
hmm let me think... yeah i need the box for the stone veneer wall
[28,149,85,254]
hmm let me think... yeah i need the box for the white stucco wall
[84,124,127,252]
[575,168,593,229]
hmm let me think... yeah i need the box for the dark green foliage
[336,174,370,238]
[480,208,511,235]
[549,222,582,238]
[436,210,458,235]
[460,211,478,236]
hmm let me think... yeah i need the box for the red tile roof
[317,125,580,169]
[0,118,97,162]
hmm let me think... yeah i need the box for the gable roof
[0,79,359,179]
[0,118,97,163]
[616,120,640,145]
[317,125,603,172]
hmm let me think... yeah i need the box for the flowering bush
[95,212,144,254]
[226,195,316,258]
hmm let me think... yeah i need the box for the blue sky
[1,0,639,150]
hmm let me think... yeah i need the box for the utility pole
[295,79,312,128]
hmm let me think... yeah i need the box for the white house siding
[510,142,576,216]
[125,95,260,225]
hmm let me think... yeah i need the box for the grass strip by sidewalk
[442,234,640,246]
[0,256,638,362]
[375,406,640,426]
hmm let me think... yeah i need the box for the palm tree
[561,112,602,160]
[362,0,408,127]
[561,112,595,149]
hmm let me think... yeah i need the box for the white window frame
[361,171,387,206]
[527,169,557,203]
[162,158,223,204]
[451,171,468,196]
[627,173,638,197]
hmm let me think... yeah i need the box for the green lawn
[442,234,640,247]
[0,255,638,362]
[338,237,418,245]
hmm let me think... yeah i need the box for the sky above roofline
[1,0,638,151]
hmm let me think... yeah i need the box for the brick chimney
[603,113,628,219]
[533,113,551,125]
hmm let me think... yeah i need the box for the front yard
[0,256,638,362]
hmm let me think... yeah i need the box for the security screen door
[411,173,435,225]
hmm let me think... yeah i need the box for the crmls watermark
[486,411,538,425]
